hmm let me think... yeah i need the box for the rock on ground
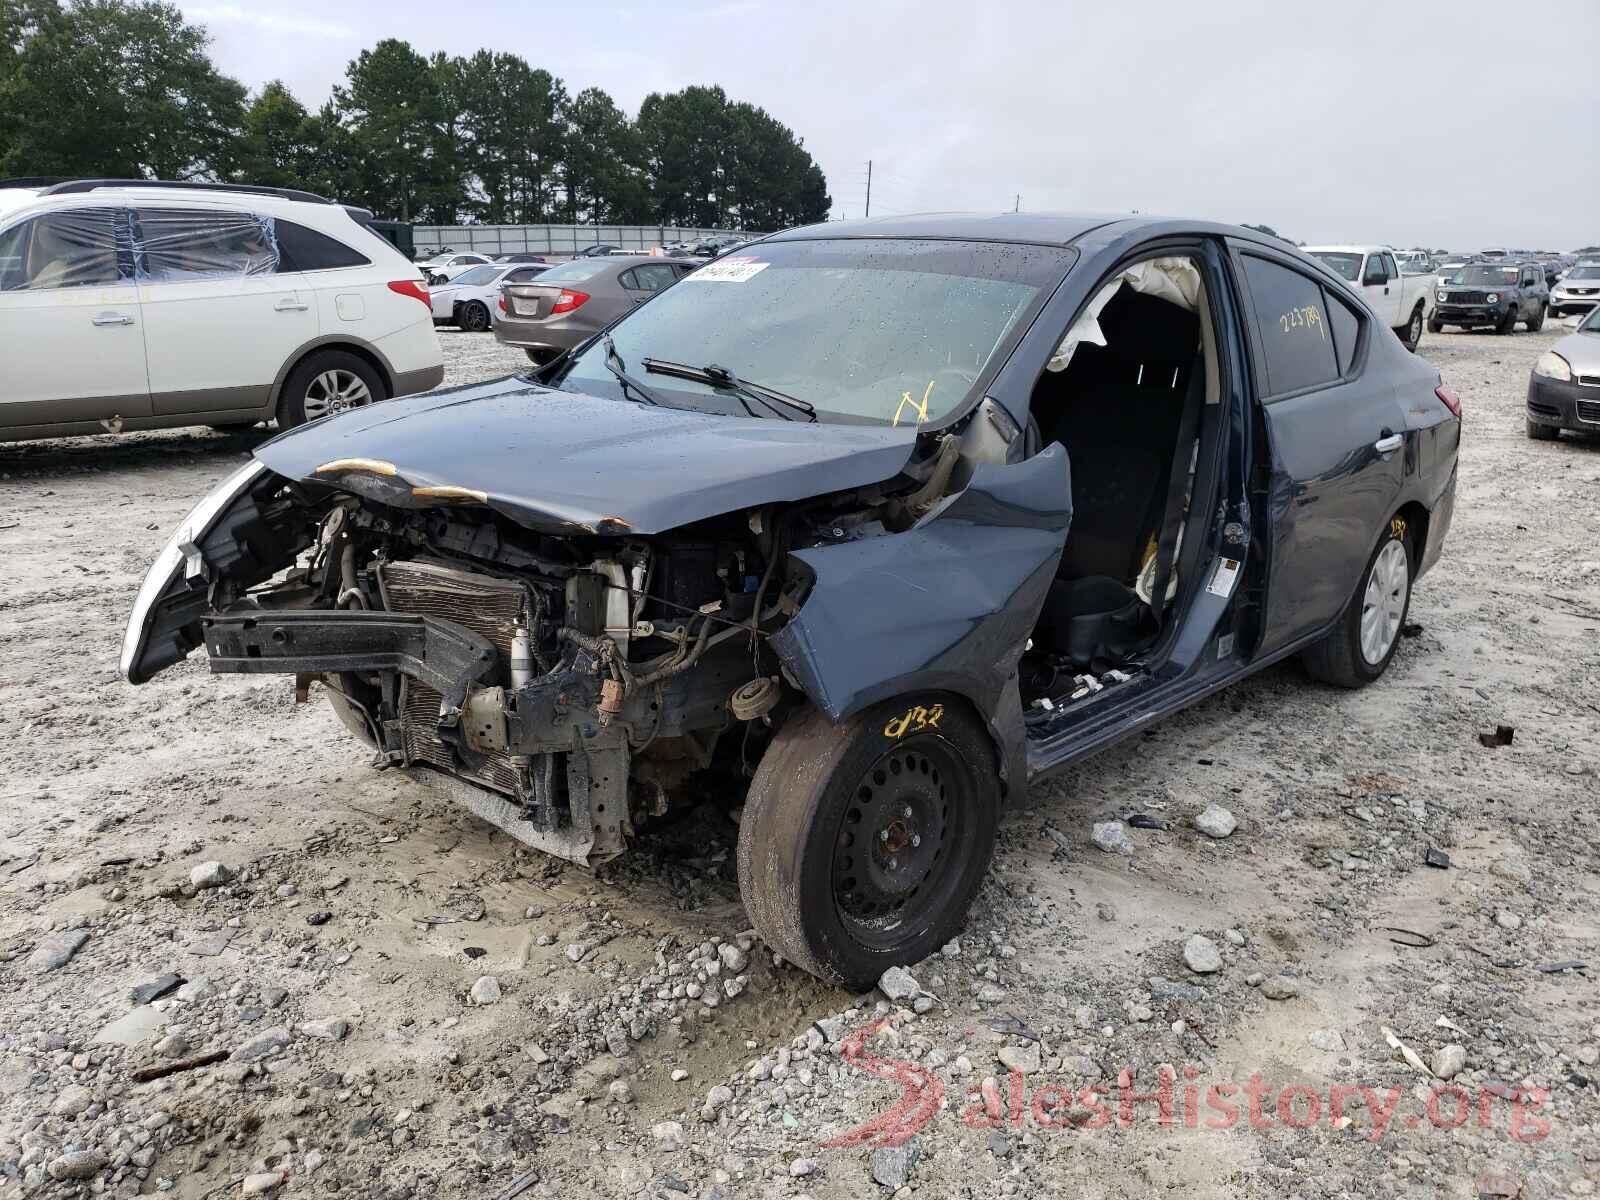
[1183,934,1222,974]
[1092,821,1134,854]
[27,930,89,973]
[1193,804,1238,838]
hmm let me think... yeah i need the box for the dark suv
[1430,261,1549,334]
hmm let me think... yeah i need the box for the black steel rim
[831,737,971,947]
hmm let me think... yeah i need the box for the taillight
[551,289,589,315]
[387,279,430,307]
[497,293,507,313]
[1435,385,1462,418]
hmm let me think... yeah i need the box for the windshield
[451,265,502,287]
[552,238,1071,426]
[1448,265,1519,286]
[1582,308,1600,332]
[1310,252,1363,282]
[1568,265,1600,280]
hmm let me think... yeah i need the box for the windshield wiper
[642,358,816,422]
[603,335,660,406]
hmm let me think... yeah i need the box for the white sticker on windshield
[685,256,769,283]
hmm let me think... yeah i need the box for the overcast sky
[179,0,1598,249]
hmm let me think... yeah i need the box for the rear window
[275,220,369,271]
[536,260,612,283]
[1309,252,1362,283]
[1240,254,1340,397]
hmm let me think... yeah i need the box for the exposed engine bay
[134,431,998,868]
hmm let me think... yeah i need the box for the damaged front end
[123,399,1067,870]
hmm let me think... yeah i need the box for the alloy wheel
[1359,539,1409,665]
[302,369,373,420]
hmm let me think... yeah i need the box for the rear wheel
[459,301,490,332]
[1302,523,1412,688]
[1527,302,1546,332]
[737,695,1000,990]
[1526,418,1559,441]
[277,350,385,428]
[1402,306,1425,351]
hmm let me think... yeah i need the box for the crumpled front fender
[771,444,1071,799]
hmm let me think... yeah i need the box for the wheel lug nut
[911,834,921,848]
[888,857,897,870]
[879,829,889,842]
[903,806,913,818]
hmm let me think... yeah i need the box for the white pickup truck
[1302,245,1434,352]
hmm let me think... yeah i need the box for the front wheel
[1526,303,1546,332]
[1427,316,1444,334]
[1302,523,1412,688]
[1526,418,1559,441]
[1496,306,1518,335]
[737,695,1000,990]
[459,301,490,332]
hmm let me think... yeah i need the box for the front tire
[1302,523,1413,688]
[1427,316,1444,333]
[1526,418,1559,441]
[459,301,490,332]
[737,695,1000,990]
[1496,306,1518,335]
[1527,303,1546,332]
[277,351,385,429]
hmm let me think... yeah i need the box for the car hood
[254,377,920,536]
[1552,330,1600,374]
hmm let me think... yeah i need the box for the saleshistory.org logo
[821,1020,1554,1149]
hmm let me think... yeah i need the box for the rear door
[0,205,151,428]
[619,262,681,306]
[1231,243,1408,654]
[133,205,318,416]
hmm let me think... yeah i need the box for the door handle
[1374,433,1404,453]
[274,298,310,312]
[91,312,135,326]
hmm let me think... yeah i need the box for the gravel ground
[1,325,1597,1199]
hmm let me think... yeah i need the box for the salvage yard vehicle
[418,251,491,286]
[1431,261,1549,334]
[494,255,697,364]
[122,213,1461,989]
[0,179,443,442]
[1549,262,1600,317]
[1526,304,1600,441]
[1304,245,1433,350]
[428,261,549,331]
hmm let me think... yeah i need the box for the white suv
[0,179,444,443]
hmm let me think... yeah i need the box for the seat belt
[1145,363,1205,621]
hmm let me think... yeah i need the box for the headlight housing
[120,459,268,683]
[1486,293,1499,304]
[1437,290,1447,302]
[1534,351,1572,382]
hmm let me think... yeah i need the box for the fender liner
[771,444,1071,800]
